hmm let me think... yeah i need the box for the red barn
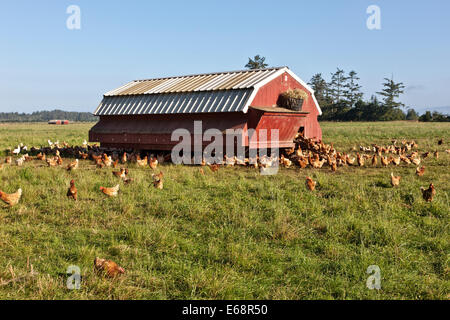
[89,67,322,150]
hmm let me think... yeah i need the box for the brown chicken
[56,155,63,166]
[0,188,22,206]
[112,159,119,168]
[415,166,425,177]
[209,164,220,172]
[310,155,326,169]
[136,156,148,167]
[153,178,163,189]
[411,157,421,166]
[420,183,436,202]
[390,172,401,187]
[92,154,102,162]
[67,159,79,171]
[280,155,292,168]
[434,151,439,159]
[152,171,164,181]
[46,158,58,167]
[121,152,127,164]
[94,257,125,278]
[149,156,158,170]
[305,176,316,191]
[103,154,113,167]
[371,155,378,166]
[400,155,410,164]
[356,153,365,167]
[390,156,401,166]
[66,179,77,201]
[5,156,12,164]
[346,155,356,166]
[80,152,89,160]
[297,157,308,169]
[331,162,337,172]
[100,184,120,197]
[112,168,127,179]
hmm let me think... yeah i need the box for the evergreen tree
[245,55,268,69]
[308,73,330,106]
[344,70,363,106]
[406,109,419,120]
[377,77,405,109]
[419,111,432,122]
[328,68,347,104]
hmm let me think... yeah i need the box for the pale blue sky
[1,0,449,113]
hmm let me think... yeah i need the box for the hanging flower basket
[278,89,308,111]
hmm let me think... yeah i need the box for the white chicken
[13,145,21,155]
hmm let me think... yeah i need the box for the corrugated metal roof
[104,67,285,96]
[94,66,322,116]
[94,89,253,116]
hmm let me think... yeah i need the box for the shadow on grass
[374,181,391,188]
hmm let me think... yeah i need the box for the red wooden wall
[250,71,322,140]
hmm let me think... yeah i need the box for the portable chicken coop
[89,67,322,150]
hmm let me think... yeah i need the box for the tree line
[0,110,97,122]
[245,55,449,122]
[308,69,449,122]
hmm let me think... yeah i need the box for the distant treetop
[245,55,268,69]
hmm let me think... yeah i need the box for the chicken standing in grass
[136,156,148,167]
[149,156,158,170]
[411,157,421,166]
[66,179,77,201]
[371,155,377,166]
[331,162,337,172]
[94,257,125,278]
[305,176,316,191]
[380,156,389,167]
[390,172,401,187]
[420,183,436,202]
[67,159,79,171]
[100,184,120,197]
[356,153,365,167]
[0,188,22,206]
[209,164,220,172]
[5,156,12,164]
[152,171,164,189]
[112,168,128,179]
[416,166,426,177]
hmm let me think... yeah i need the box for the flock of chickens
[0,135,446,207]
[282,135,443,202]
[0,135,447,278]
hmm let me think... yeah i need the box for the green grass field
[0,121,448,299]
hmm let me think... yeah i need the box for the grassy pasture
[0,121,448,299]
